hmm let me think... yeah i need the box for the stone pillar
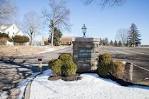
[73,37,100,72]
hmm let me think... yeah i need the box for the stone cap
[73,37,100,42]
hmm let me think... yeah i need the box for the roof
[60,37,73,42]
[0,24,14,33]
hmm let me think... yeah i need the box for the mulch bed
[48,74,81,81]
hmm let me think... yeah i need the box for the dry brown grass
[0,46,44,56]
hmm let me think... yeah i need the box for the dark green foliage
[48,59,55,68]
[114,40,118,46]
[0,33,11,45]
[97,53,125,78]
[0,33,9,39]
[97,53,112,77]
[49,53,77,77]
[12,35,29,44]
[61,61,77,76]
[118,41,122,47]
[110,40,114,46]
[49,59,63,76]
[102,38,109,46]
[100,38,109,46]
[128,23,141,47]
[49,27,62,46]
[58,53,73,62]
[97,62,113,77]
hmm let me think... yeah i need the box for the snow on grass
[0,91,8,99]
[30,70,149,99]
[17,73,40,99]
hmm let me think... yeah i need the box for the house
[0,24,24,38]
[0,24,26,45]
[60,36,74,45]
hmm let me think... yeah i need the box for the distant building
[60,37,74,45]
[0,24,26,45]
[0,24,24,38]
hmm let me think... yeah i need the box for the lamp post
[81,24,87,38]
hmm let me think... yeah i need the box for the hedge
[12,35,29,44]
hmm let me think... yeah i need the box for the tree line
[116,23,141,47]
[100,38,123,47]
[101,23,141,47]
[0,0,141,47]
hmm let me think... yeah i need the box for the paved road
[16,46,73,64]
[98,46,149,70]
[1,46,149,72]
[29,46,149,71]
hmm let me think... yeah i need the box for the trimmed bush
[97,53,125,79]
[97,62,113,77]
[97,53,113,77]
[49,59,63,76]
[98,53,112,64]
[12,35,29,44]
[112,61,125,78]
[58,53,73,62]
[49,53,77,77]
[61,61,77,76]
[48,59,55,69]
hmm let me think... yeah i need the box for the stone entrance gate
[73,37,100,72]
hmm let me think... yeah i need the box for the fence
[124,62,149,84]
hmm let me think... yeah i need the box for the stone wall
[73,37,100,72]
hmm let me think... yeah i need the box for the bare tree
[42,0,70,46]
[84,0,125,7]
[0,0,16,24]
[115,28,128,46]
[23,11,41,45]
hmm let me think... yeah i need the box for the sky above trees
[15,0,149,44]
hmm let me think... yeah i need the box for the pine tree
[118,41,122,47]
[128,23,141,47]
[114,40,118,47]
[49,27,62,46]
[100,38,103,45]
[103,38,109,46]
[110,40,114,46]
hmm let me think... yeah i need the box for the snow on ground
[17,73,40,99]
[0,91,8,99]
[29,70,149,99]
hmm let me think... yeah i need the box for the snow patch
[29,70,149,99]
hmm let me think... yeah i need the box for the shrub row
[12,35,29,44]
[0,33,29,44]
[0,33,9,39]
[97,53,125,79]
[49,53,77,77]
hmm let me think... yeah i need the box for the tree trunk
[30,35,32,45]
[51,27,54,46]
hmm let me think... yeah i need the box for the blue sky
[15,0,149,44]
